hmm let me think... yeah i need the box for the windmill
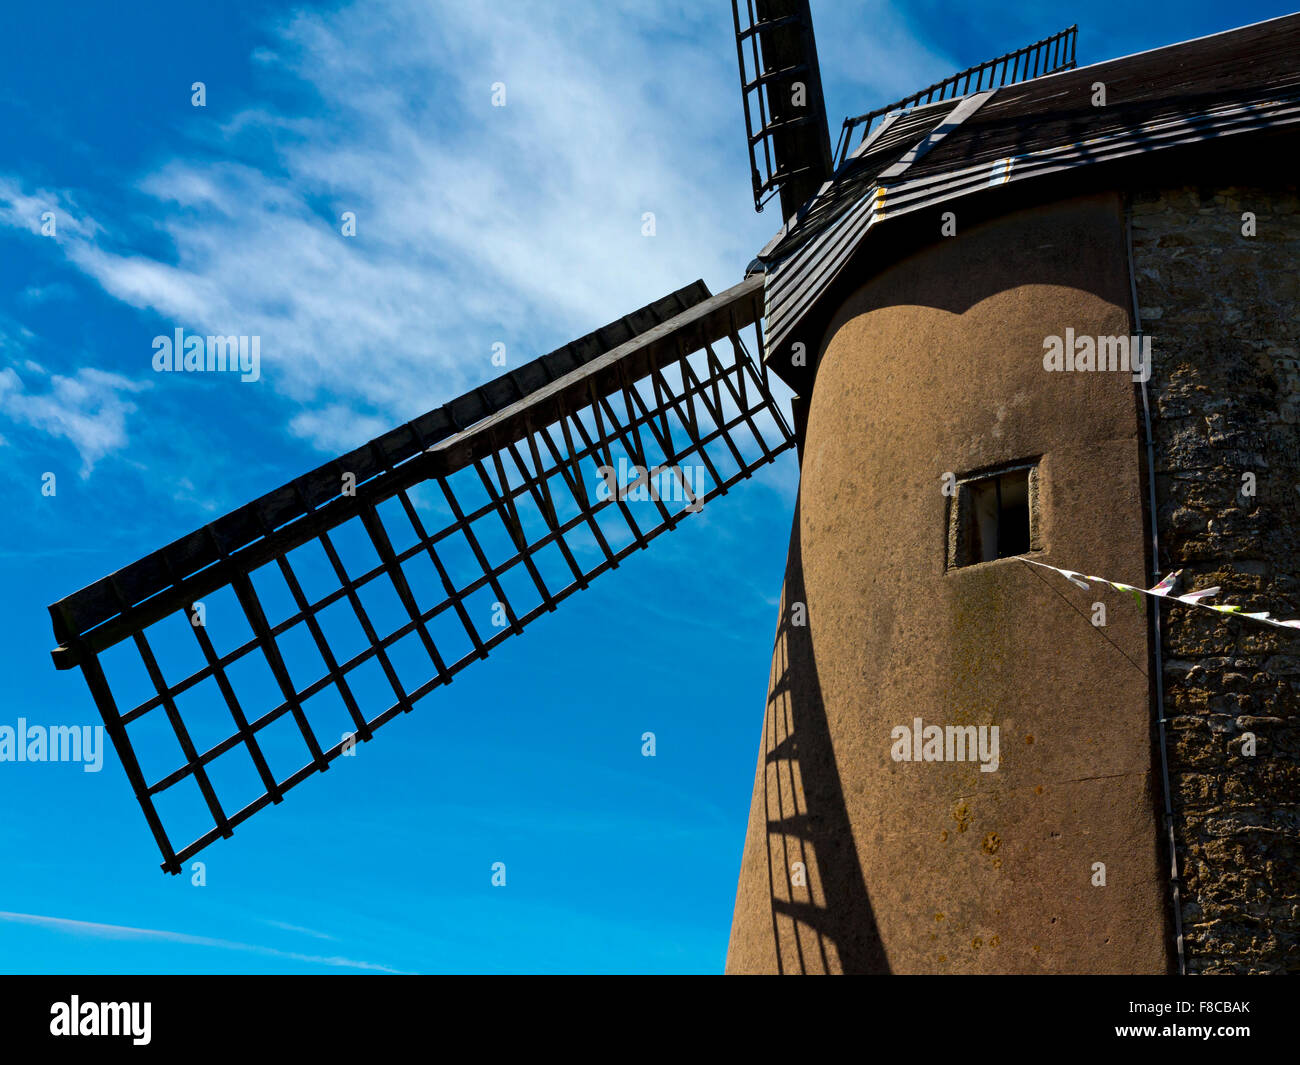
[48,5,1300,975]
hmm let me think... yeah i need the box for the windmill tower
[49,5,1300,975]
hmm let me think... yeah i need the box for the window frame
[945,459,1042,571]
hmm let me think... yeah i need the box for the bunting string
[1018,558,1300,633]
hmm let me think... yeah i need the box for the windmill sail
[48,277,794,874]
[834,25,1078,166]
[731,0,834,217]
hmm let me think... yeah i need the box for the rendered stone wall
[1131,183,1300,974]
[727,193,1170,973]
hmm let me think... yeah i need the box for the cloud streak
[0,0,948,470]
[0,363,150,476]
[0,0,772,459]
[0,910,407,973]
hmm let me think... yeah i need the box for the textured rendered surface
[728,193,1172,973]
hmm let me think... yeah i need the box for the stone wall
[1131,183,1300,974]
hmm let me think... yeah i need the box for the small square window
[948,462,1039,569]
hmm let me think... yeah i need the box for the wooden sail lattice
[47,276,794,873]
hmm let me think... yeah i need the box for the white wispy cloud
[287,404,395,454]
[0,910,405,973]
[0,0,943,469]
[0,0,772,459]
[260,919,337,941]
[0,178,98,241]
[0,364,150,476]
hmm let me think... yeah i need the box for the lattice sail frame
[732,0,834,216]
[48,277,794,873]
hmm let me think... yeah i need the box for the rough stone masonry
[1131,182,1300,974]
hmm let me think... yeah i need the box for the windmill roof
[758,10,1300,388]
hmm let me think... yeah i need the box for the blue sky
[0,0,1292,974]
